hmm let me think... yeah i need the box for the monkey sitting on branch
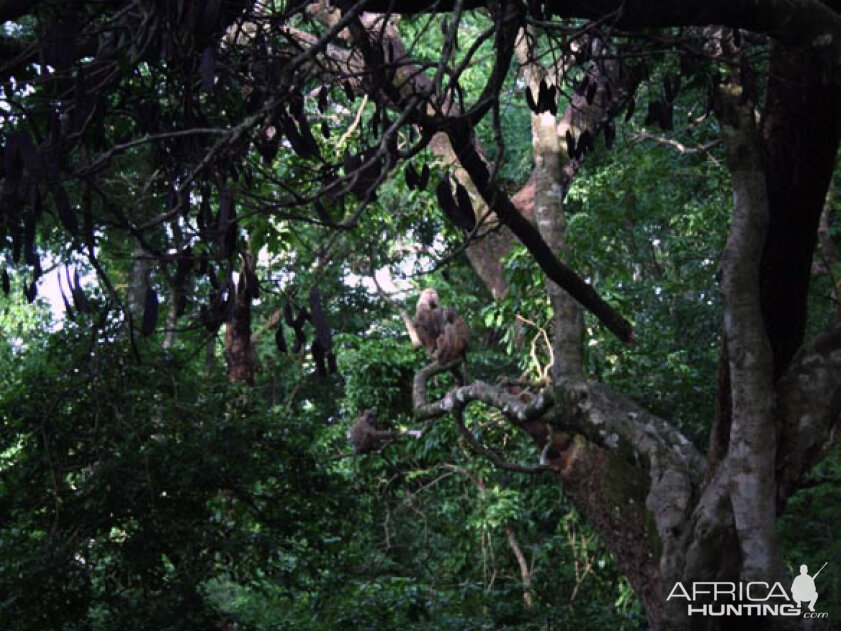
[412,288,443,355]
[347,409,421,455]
[435,307,469,365]
[409,288,471,384]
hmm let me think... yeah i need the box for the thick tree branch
[445,122,635,342]
[412,360,554,423]
[362,0,841,59]
[776,321,841,505]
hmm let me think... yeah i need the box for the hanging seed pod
[436,176,461,228]
[546,84,557,116]
[52,184,79,236]
[282,115,312,159]
[317,86,329,113]
[580,130,594,155]
[537,79,550,113]
[565,130,575,157]
[624,96,636,122]
[525,86,539,113]
[275,323,288,353]
[23,210,36,267]
[23,280,37,304]
[292,109,321,159]
[11,229,22,264]
[405,163,419,190]
[309,286,332,351]
[537,79,555,114]
[418,164,430,191]
[141,286,158,336]
[454,183,475,231]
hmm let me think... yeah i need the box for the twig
[337,94,369,147]
[515,314,554,383]
[631,130,722,156]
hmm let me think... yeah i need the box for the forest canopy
[1,1,841,630]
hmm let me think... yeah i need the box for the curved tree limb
[361,0,841,60]
[776,321,841,505]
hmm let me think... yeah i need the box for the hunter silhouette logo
[790,562,827,613]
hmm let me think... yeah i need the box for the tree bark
[760,45,841,378]
[225,254,257,384]
[517,33,585,383]
[714,83,778,582]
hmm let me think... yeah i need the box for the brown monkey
[413,288,443,356]
[435,307,469,365]
[347,409,394,454]
[347,409,381,454]
[347,409,421,454]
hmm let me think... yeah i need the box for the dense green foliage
[3,118,839,627]
[2,3,841,630]
[0,272,650,630]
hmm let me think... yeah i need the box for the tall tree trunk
[715,83,778,582]
[522,64,585,382]
[515,33,664,628]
